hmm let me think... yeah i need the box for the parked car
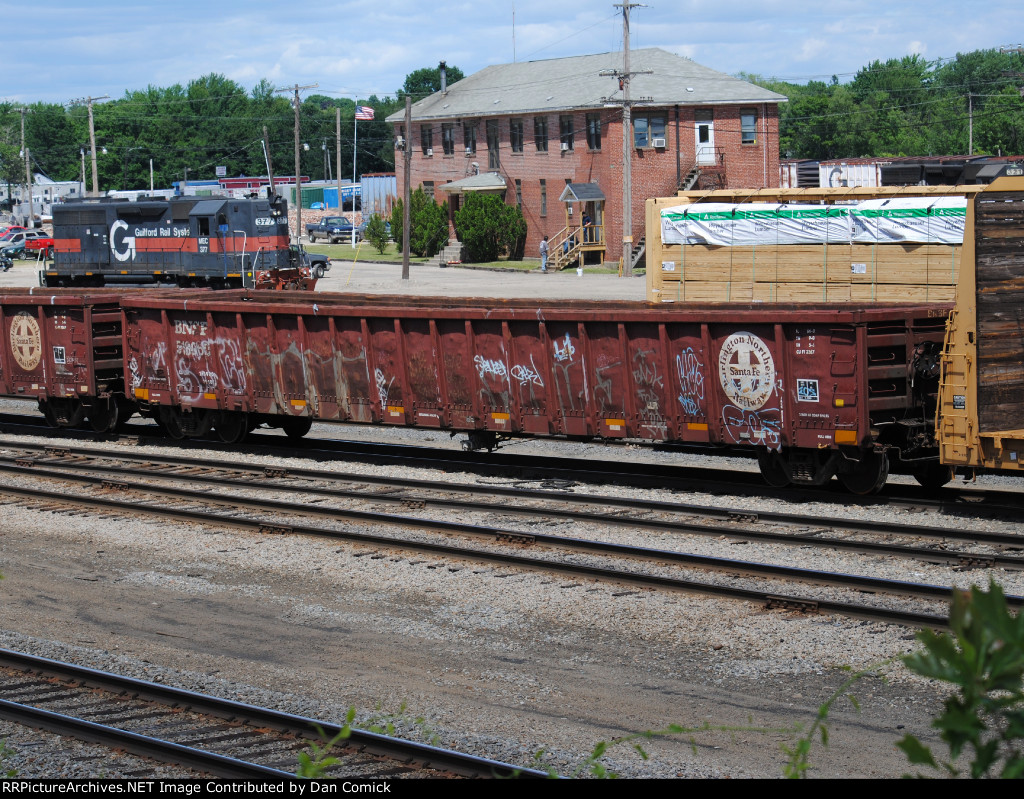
[0,253,12,272]
[356,217,391,242]
[290,245,331,279]
[0,229,50,259]
[306,216,355,243]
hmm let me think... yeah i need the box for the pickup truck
[290,245,331,279]
[306,216,355,243]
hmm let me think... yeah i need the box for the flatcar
[41,194,293,289]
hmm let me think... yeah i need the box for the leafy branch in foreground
[781,664,886,778]
[295,703,442,778]
[898,580,1024,778]
[531,720,798,779]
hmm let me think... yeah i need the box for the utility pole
[336,107,343,217]
[67,95,109,197]
[276,83,318,244]
[968,93,973,155]
[402,95,411,281]
[17,108,33,227]
[602,3,648,277]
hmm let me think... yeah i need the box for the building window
[442,123,455,155]
[486,119,500,169]
[741,110,757,144]
[464,122,477,154]
[510,118,524,153]
[633,114,666,148]
[540,179,547,216]
[534,117,548,152]
[586,114,601,150]
[422,181,435,200]
[515,179,522,208]
[559,115,574,151]
[421,124,433,156]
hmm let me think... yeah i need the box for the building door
[695,110,715,166]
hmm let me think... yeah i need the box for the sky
[6,0,1024,106]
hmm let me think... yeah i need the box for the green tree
[399,65,466,100]
[363,213,390,255]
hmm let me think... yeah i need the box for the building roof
[440,172,507,193]
[560,183,606,203]
[387,48,786,123]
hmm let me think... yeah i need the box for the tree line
[0,65,463,195]
[746,47,1024,160]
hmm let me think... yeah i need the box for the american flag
[355,106,375,120]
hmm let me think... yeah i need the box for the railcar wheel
[88,399,117,433]
[757,451,791,488]
[215,411,249,444]
[839,450,889,495]
[158,408,185,441]
[913,462,954,490]
[281,416,313,439]
[39,401,59,428]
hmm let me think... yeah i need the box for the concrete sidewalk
[318,260,648,300]
[0,258,650,301]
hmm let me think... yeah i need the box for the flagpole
[352,110,358,245]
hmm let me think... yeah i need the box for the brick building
[388,49,786,265]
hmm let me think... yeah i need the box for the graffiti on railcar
[676,348,706,417]
[632,347,665,420]
[721,404,783,448]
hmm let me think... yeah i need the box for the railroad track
[1,407,1022,514]
[1,442,1019,628]
[0,649,549,779]
[2,441,1023,563]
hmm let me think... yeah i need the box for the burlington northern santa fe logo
[718,332,775,410]
[10,312,42,371]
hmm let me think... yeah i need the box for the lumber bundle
[646,188,980,304]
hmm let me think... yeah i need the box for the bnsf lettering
[175,320,208,336]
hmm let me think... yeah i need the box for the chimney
[439,61,447,95]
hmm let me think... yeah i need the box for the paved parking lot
[0,257,650,301]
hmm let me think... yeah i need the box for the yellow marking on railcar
[835,429,859,444]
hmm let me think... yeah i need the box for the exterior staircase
[432,240,464,267]
[631,234,646,270]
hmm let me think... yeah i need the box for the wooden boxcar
[938,176,1024,473]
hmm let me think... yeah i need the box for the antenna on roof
[512,3,516,62]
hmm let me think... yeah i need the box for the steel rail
[3,419,1022,511]
[0,465,975,628]
[0,649,550,779]
[5,438,1024,541]
[3,452,1023,570]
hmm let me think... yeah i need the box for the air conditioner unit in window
[560,142,570,151]
[465,147,473,155]
[426,148,433,156]
[395,136,405,147]
[652,137,667,148]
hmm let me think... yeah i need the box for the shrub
[454,193,528,263]
[363,214,389,255]
[389,188,448,258]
